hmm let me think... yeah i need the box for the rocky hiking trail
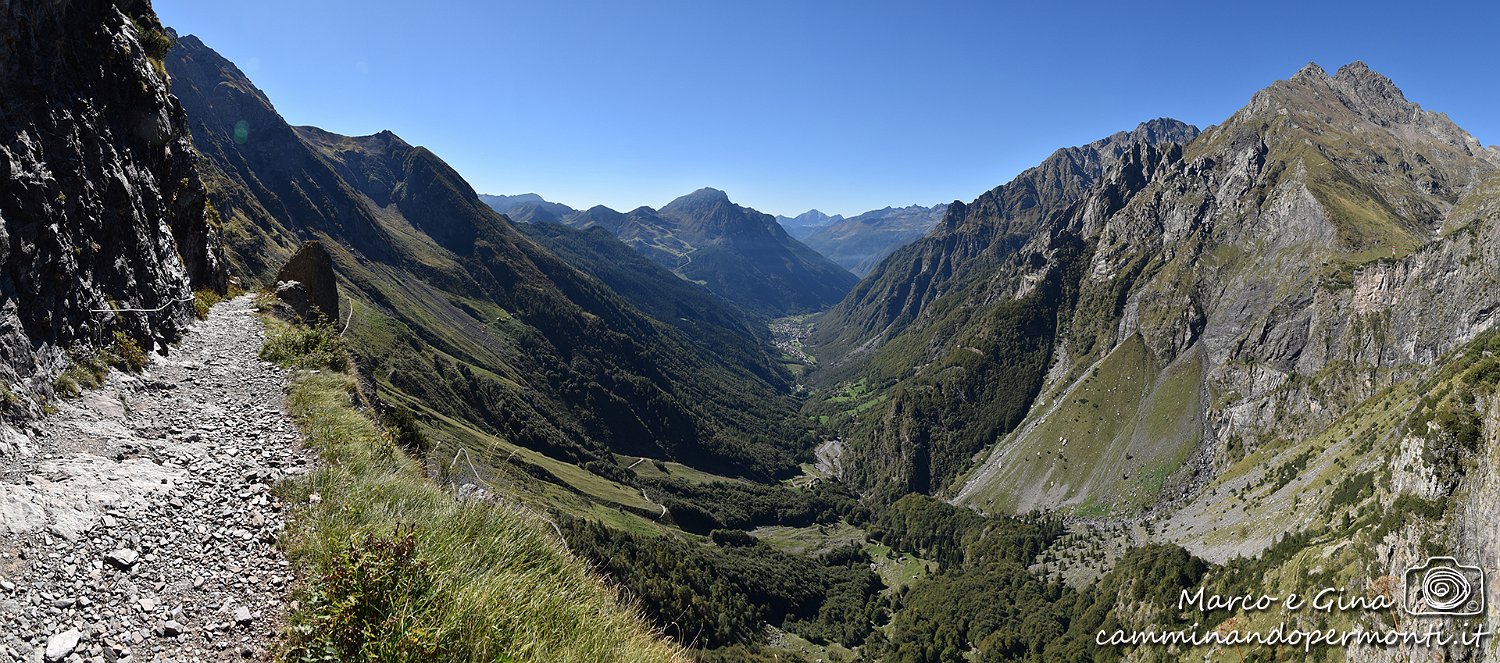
[0,296,311,662]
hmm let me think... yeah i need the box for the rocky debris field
[0,297,310,662]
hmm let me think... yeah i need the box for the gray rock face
[814,118,1201,362]
[1082,63,1499,455]
[273,241,339,323]
[0,0,223,414]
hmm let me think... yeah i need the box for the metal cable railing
[88,294,195,313]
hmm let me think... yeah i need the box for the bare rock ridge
[813,117,1201,369]
[0,296,308,661]
[0,0,224,416]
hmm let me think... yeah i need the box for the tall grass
[265,318,685,662]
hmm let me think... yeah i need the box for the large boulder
[274,241,339,322]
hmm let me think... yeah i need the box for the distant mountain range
[484,189,857,317]
[795,204,948,276]
[774,209,844,239]
[478,193,576,224]
[486,193,939,295]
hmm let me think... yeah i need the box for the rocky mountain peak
[1128,117,1200,145]
[359,128,415,152]
[793,209,844,225]
[1332,59,1381,83]
[660,187,745,230]
[1252,61,1428,129]
[670,187,730,206]
[775,209,845,237]
[1231,60,1494,169]
[1290,61,1329,81]
[1328,60,1418,125]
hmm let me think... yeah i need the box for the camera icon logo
[1404,557,1484,616]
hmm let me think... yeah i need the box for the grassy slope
[266,318,684,662]
[957,336,1206,516]
[517,222,788,389]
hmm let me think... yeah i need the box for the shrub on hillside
[260,322,350,371]
[285,526,449,661]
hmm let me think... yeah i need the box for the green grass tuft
[111,330,148,373]
[260,319,350,372]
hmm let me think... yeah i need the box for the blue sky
[154,0,1500,218]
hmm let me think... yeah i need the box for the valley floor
[0,297,310,661]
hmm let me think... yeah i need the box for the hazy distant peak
[796,209,843,224]
[490,193,547,205]
[477,193,577,223]
[666,187,731,208]
[776,209,844,234]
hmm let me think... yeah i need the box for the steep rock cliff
[0,0,221,414]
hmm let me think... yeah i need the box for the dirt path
[0,296,309,662]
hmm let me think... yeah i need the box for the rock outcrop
[273,241,339,322]
[813,118,1201,366]
[0,0,222,414]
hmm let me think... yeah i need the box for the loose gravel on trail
[0,296,311,662]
